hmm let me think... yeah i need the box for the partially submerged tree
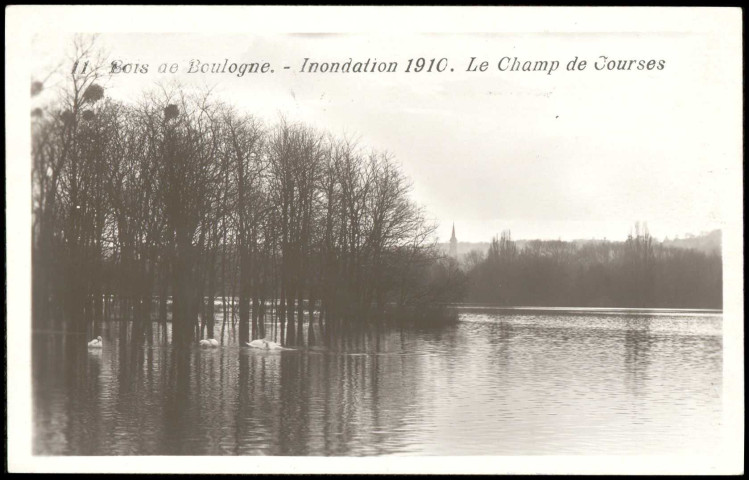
[32,37,449,346]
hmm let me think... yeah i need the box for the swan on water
[245,339,287,350]
[199,339,220,348]
[246,339,266,349]
[87,336,103,348]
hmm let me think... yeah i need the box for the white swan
[87,336,102,348]
[246,339,267,349]
[209,338,219,347]
[245,339,288,350]
[199,339,211,348]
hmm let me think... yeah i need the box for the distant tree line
[31,37,455,347]
[463,224,722,309]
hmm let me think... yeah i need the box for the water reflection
[623,317,652,398]
[33,310,722,456]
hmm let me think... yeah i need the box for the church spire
[449,223,458,258]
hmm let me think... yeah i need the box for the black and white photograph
[6,6,744,474]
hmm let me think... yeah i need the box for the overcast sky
[32,28,740,243]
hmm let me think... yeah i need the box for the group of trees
[32,39,722,351]
[32,39,452,347]
[464,224,722,309]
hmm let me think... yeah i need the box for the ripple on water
[32,309,722,455]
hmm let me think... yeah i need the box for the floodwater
[32,307,723,456]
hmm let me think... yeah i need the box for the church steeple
[449,223,458,258]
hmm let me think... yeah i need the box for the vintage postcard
[6,5,743,474]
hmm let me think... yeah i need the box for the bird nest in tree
[31,81,44,97]
[60,110,74,124]
[83,84,104,103]
[164,104,179,121]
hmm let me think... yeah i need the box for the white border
[6,6,744,474]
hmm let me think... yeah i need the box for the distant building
[449,223,458,259]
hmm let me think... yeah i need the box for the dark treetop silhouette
[31,39,460,348]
